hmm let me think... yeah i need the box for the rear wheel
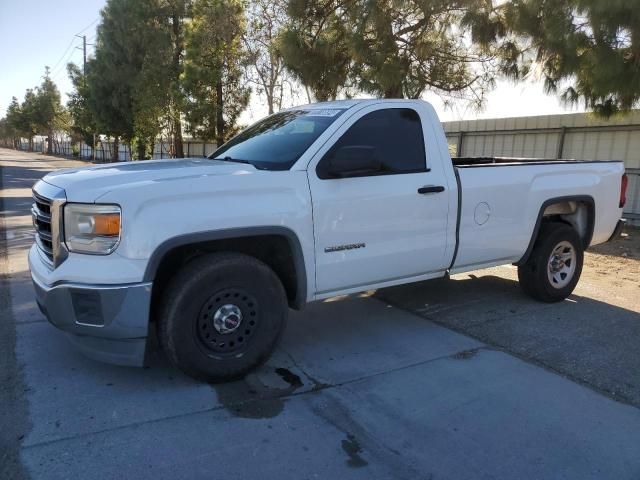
[518,223,584,302]
[159,252,288,382]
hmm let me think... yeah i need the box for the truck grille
[32,191,54,265]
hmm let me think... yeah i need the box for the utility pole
[75,34,87,81]
[75,35,87,74]
[75,34,95,160]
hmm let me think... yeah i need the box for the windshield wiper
[215,156,253,165]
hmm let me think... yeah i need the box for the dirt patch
[589,225,640,260]
[584,225,640,297]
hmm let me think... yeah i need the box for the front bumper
[29,246,152,366]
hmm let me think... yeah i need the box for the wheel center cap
[550,257,563,272]
[213,304,243,334]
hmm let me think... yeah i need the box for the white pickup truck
[29,99,627,382]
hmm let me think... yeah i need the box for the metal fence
[11,139,217,162]
[443,111,640,225]
[11,140,46,153]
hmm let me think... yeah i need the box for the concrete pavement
[376,248,640,406]
[2,148,640,480]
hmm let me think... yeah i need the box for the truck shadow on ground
[589,225,640,260]
[0,165,54,219]
[0,198,34,219]
[375,274,640,407]
[1,165,58,188]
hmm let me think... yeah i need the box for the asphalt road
[2,148,640,480]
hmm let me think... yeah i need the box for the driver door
[307,104,451,295]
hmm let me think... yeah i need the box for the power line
[48,18,97,72]
[51,46,80,81]
[44,18,99,86]
[75,17,99,36]
[52,39,79,74]
[49,17,98,76]
[49,36,77,73]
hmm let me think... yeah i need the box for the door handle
[418,185,445,194]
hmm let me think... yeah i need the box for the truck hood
[42,158,260,202]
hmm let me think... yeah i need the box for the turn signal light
[94,214,121,236]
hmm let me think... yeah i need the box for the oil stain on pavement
[341,433,368,468]
[212,366,304,419]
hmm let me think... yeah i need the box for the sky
[0,0,586,126]
[0,0,105,114]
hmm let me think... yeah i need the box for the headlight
[63,204,121,254]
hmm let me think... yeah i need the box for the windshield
[210,109,346,170]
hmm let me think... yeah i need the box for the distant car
[29,99,627,382]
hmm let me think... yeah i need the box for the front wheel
[518,223,584,303]
[159,252,288,382]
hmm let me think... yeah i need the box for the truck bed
[449,158,625,273]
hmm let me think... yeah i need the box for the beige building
[443,111,640,225]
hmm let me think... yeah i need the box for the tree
[18,90,39,151]
[279,0,506,104]
[34,67,65,154]
[244,0,290,114]
[278,1,351,102]
[0,117,12,147]
[66,63,98,155]
[128,0,176,160]
[3,74,65,153]
[5,97,28,149]
[88,0,137,161]
[86,0,195,160]
[88,0,173,160]
[502,0,640,116]
[183,0,250,146]
[160,0,191,157]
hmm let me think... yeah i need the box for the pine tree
[160,0,190,157]
[66,64,98,155]
[35,67,64,154]
[503,0,640,116]
[5,97,28,149]
[88,0,173,160]
[279,0,507,104]
[183,0,250,146]
[278,0,350,102]
[19,90,39,151]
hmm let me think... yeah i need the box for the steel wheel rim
[547,241,577,289]
[196,288,259,355]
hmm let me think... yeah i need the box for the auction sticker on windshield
[305,109,343,117]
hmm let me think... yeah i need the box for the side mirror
[327,146,381,178]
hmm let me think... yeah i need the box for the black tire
[517,222,584,303]
[159,252,288,382]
